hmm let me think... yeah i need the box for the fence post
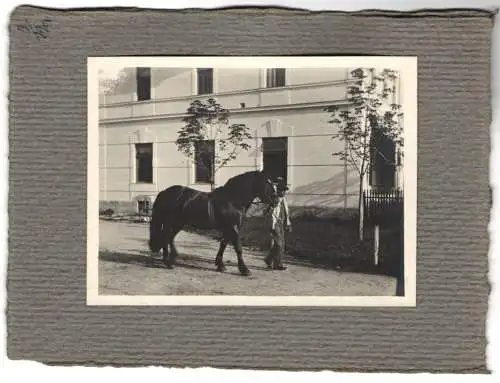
[374,224,380,266]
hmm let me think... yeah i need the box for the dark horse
[148,170,279,276]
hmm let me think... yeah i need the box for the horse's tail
[148,193,164,252]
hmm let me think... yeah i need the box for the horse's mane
[211,170,262,196]
[210,170,269,211]
[223,170,261,189]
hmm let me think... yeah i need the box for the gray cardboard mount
[7,6,494,372]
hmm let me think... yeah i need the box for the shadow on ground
[183,215,405,296]
[185,217,402,273]
[99,249,271,276]
[100,250,164,269]
[100,250,216,273]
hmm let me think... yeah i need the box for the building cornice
[99,78,357,108]
[99,99,350,125]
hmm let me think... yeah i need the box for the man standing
[264,177,292,270]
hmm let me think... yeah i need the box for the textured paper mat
[7,6,494,372]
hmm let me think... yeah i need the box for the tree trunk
[373,224,379,265]
[358,174,365,241]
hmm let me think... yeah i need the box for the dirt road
[98,220,397,296]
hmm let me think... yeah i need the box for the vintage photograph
[87,56,417,306]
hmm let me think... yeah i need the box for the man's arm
[283,197,292,230]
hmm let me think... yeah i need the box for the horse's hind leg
[215,238,228,272]
[162,225,174,269]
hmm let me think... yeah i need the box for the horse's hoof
[274,265,287,271]
[216,265,226,272]
[166,264,174,269]
[240,269,251,277]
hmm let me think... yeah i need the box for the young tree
[176,98,252,191]
[99,68,131,95]
[325,68,404,240]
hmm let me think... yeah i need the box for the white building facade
[98,67,402,214]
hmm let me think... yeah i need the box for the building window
[266,68,286,88]
[369,126,396,191]
[135,143,153,183]
[137,199,152,216]
[194,140,215,183]
[136,67,151,101]
[262,137,288,184]
[197,68,213,95]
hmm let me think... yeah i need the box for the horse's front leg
[165,225,182,269]
[229,225,250,277]
[162,243,171,269]
[215,238,228,272]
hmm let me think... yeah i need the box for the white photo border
[87,56,418,307]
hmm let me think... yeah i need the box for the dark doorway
[262,137,288,184]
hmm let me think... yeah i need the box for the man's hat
[275,177,290,192]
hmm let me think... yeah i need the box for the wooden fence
[363,189,404,292]
[363,188,404,227]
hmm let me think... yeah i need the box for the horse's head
[255,171,280,206]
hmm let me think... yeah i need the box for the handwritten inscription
[16,19,51,40]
